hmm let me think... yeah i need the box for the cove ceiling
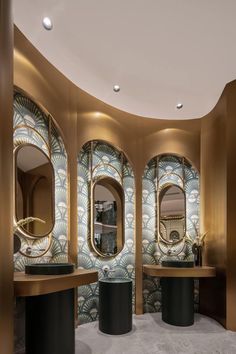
[13,0,236,120]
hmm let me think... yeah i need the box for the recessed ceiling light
[113,85,120,93]
[176,103,183,109]
[42,17,53,30]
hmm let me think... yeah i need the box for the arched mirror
[159,185,185,244]
[91,176,124,257]
[14,144,55,237]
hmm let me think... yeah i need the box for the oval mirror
[159,185,185,243]
[15,144,54,237]
[91,177,124,257]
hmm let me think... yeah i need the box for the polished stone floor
[75,313,236,354]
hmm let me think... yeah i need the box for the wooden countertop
[14,268,98,297]
[143,265,216,278]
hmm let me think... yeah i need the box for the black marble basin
[162,260,194,268]
[25,263,75,275]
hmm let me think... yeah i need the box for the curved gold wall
[12,25,236,334]
[0,2,13,353]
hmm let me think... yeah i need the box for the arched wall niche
[142,153,200,313]
[13,89,69,270]
[77,140,135,324]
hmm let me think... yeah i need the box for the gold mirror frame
[14,143,55,239]
[90,176,125,258]
[158,183,186,245]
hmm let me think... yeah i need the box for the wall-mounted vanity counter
[143,263,216,327]
[143,264,216,278]
[14,268,98,297]
[14,267,98,354]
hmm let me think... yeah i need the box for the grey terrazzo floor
[75,313,236,354]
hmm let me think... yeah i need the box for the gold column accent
[65,89,79,324]
[68,88,78,263]
[0,1,14,353]
[135,168,143,314]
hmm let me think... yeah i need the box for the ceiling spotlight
[176,103,183,110]
[42,17,53,30]
[113,85,120,93]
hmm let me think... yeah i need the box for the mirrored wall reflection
[91,176,124,257]
[159,185,185,243]
[94,184,118,256]
[15,144,54,237]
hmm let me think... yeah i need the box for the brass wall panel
[200,93,227,327]
[225,81,236,331]
[0,1,14,353]
[200,81,236,331]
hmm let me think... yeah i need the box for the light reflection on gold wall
[142,127,200,171]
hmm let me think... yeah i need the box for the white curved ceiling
[13,0,236,119]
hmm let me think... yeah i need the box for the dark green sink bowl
[25,263,75,275]
[100,277,132,283]
[162,260,194,268]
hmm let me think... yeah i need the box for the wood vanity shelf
[14,268,98,297]
[143,264,216,278]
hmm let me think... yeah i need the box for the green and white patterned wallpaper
[13,92,68,269]
[13,92,69,354]
[77,141,135,324]
[142,155,200,313]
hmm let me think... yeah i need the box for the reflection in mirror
[15,144,54,237]
[159,185,185,243]
[92,177,124,257]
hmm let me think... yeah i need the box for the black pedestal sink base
[25,263,75,354]
[162,277,194,326]
[161,260,194,327]
[26,289,75,354]
[99,278,132,335]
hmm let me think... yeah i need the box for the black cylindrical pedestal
[162,277,194,326]
[25,289,75,354]
[99,279,132,335]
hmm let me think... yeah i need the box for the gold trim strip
[92,162,122,180]
[13,124,50,153]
